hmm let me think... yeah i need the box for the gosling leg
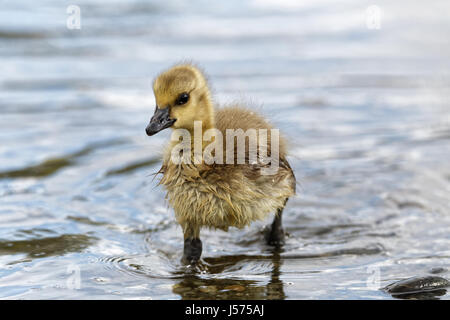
[266,199,288,246]
[181,225,202,264]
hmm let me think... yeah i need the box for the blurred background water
[0,0,449,299]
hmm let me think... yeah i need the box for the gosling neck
[190,98,215,153]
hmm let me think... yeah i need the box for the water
[1,0,450,299]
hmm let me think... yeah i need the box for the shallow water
[1,0,450,299]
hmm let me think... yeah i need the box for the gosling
[145,63,296,264]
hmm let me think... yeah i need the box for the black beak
[145,107,176,136]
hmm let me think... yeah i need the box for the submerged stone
[383,276,450,296]
[429,267,447,274]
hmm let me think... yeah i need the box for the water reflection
[172,250,285,300]
[0,139,126,179]
[0,234,97,264]
[105,158,160,177]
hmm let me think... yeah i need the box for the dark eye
[176,92,189,105]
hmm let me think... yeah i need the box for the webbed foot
[182,238,202,265]
[266,227,285,247]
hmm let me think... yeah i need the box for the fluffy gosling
[145,63,296,264]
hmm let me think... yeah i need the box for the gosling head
[145,64,213,136]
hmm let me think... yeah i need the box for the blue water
[0,0,449,299]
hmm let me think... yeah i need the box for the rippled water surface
[1,0,450,299]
